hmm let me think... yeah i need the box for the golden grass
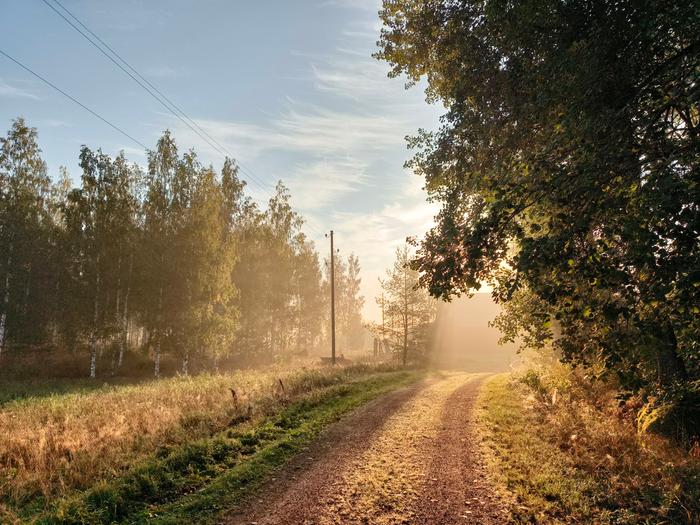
[478,364,700,524]
[0,362,398,510]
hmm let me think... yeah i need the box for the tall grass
[0,361,400,515]
[479,354,700,524]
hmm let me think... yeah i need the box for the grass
[478,372,700,524]
[37,369,420,524]
[0,362,419,523]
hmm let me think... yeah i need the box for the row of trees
[378,0,699,428]
[0,118,365,377]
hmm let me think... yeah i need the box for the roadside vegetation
[479,364,700,524]
[377,9,700,525]
[0,362,418,523]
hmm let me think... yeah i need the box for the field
[0,361,419,523]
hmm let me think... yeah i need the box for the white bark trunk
[90,255,101,379]
[117,254,133,370]
[154,285,163,378]
[182,348,189,377]
[0,246,13,357]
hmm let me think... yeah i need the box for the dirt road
[224,373,507,525]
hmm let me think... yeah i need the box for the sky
[0,0,444,321]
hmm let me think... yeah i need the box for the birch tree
[0,119,50,356]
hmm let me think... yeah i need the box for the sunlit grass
[0,361,405,520]
[42,369,421,524]
[479,373,700,524]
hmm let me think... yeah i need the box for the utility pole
[381,289,385,355]
[328,230,336,365]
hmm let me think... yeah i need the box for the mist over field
[430,295,518,372]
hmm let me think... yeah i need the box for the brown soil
[223,373,506,525]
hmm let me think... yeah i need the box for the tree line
[0,118,365,378]
[378,0,699,436]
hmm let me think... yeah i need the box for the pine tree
[378,245,436,365]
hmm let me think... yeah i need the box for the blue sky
[0,0,443,320]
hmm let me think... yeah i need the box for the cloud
[331,174,438,320]
[143,65,184,79]
[0,78,41,100]
[285,157,369,209]
[38,119,69,128]
[164,101,411,162]
[317,0,380,10]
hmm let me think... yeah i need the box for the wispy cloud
[143,65,184,79]
[0,78,41,100]
[317,0,380,11]
[286,157,369,209]
[166,102,410,162]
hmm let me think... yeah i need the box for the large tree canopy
[377,0,699,397]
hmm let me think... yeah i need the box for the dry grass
[479,359,700,524]
[0,361,398,513]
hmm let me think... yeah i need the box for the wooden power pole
[329,230,336,365]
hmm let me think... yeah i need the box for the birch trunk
[182,347,189,376]
[110,254,122,371]
[90,255,101,379]
[0,244,13,358]
[117,253,133,369]
[154,285,163,378]
[22,262,31,315]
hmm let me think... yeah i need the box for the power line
[46,0,273,194]
[41,0,327,238]
[0,48,148,150]
[39,0,258,185]
[41,0,270,194]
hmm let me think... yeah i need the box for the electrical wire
[41,0,328,238]
[0,48,149,150]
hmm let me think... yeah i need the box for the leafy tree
[0,119,340,379]
[180,166,237,375]
[143,131,180,377]
[377,245,436,365]
[63,148,139,377]
[377,1,699,403]
[0,118,51,355]
[292,235,324,355]
[338,254,365,353]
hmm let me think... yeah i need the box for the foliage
[326,252,366,355]
[377,0,700,416]
[371,245,437,365]
[0,119,356,377]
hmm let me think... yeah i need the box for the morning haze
[0,1,697,523]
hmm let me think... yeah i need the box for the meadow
[0,360,413,523]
